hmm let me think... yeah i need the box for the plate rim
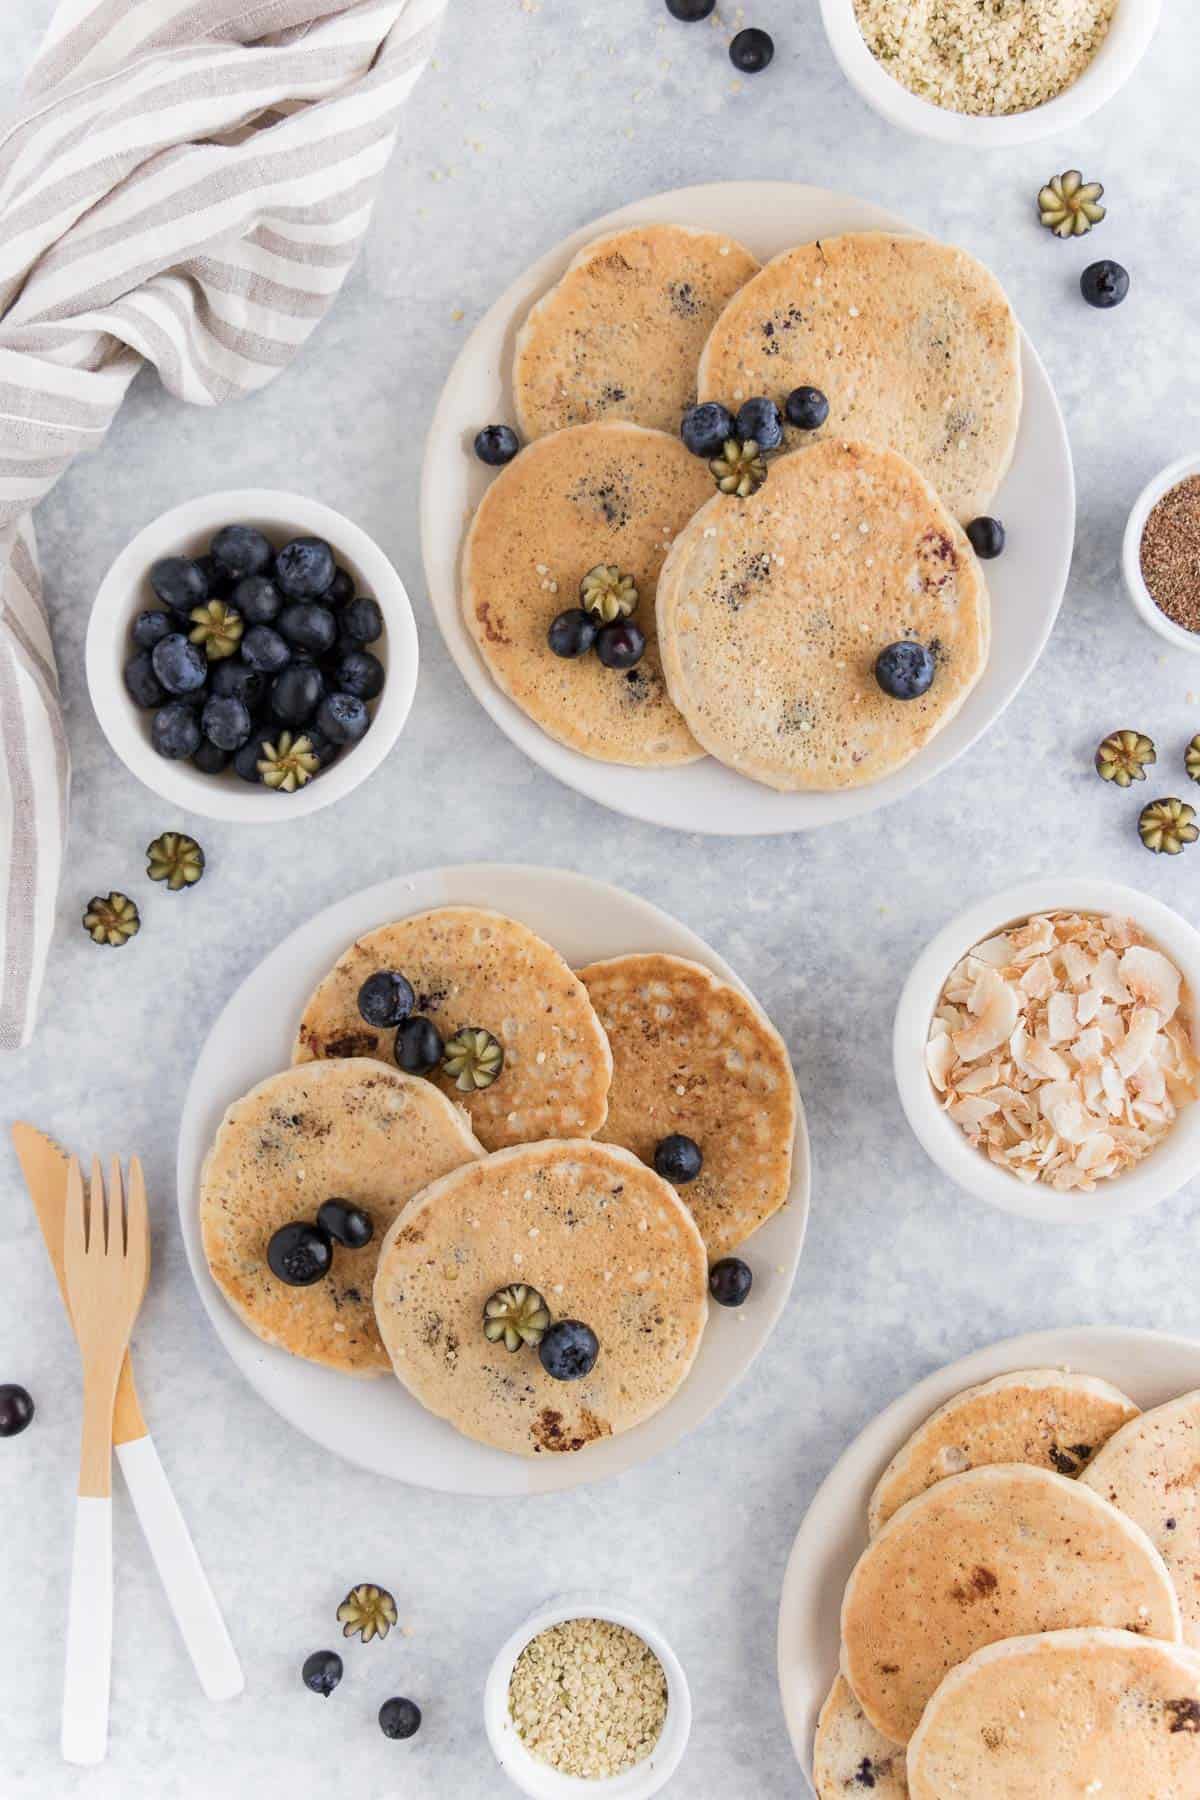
[176,861,812,1495]
[419,178,1075,837]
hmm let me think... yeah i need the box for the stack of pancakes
[812,1369,1200,1796]
[463,221,1021,792]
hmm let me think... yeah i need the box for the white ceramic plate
[776,1324,1200,1793]
[177,864,811,1494]
[420,181,1075,837]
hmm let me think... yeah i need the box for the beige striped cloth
[0,0,445,1050]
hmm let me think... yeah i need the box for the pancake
[697,231,1021,523]
[293,907,612,1153]
[513,223,760,439]
[461,422,712,765]
[907,1629,1200,1798]
[373,1139,709,1457]
[1081,1391,1200,1647]
[840,1464,1182,1744]
[814,1677,908,1798]
[577,953,795,1257]
[199,1060,484,1375]
[868,1368,1140,1535]
[656,439,989,791]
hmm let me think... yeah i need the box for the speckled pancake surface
[907,1629,1200,1799]
[868,1368,1140,1535]
[1081,1391,1200,1648]
[462,423,713,765]
[373,1140,709,1457]
[577,954,795,1257]
[513,223,760,439]
[293,907,612,1153]
[656,439,989,791]
[199,1060,484,1375]
[814,1677,908,1798]
[698,232,1020,523]
[840,1464,1181,1744]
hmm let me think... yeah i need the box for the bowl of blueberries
[87,490,418,822]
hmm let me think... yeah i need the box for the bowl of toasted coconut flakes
[821,0,1162,146]
[895,880,1200,1223]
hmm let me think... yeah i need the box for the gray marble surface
[3,2,1200,1794]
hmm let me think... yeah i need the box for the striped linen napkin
[0,0,445,1050]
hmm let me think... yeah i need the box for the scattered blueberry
[201,694,252,753]
[331,650,384,701]
[131,609,173,651]
[211,524,273,580]
[339,596,383,645]
[681,401,736,459]
[124,652,165,710]
[317,1199,374,1250]
[266,1221,333,1287]
[315,692,369,744]
[709,1257,753,1307]
[474,424,520,466]
[653,1133,703,1184]
[358,970,416,1028]
[785,385,830,431]
[301,1650,343,1698]
[379,1698,422,1741]
[666,0,715,17]
[242,624,292,675]
[548,609,598,659]
[151,633,207,695]
[966,516,1005,559]
[0,1384,34,1438]
[279,601,338,656]
[396,1015,444,1075]
[233,737,267,783]
[275,536,335,599]
[875,640,936,700]
[1080,259,1129,309]
[328,568,355,606]
[151,702,202,760]
[539,1320,599,1381]
[736,396,783,451]
[232,575,281,626]
[730,25,773,71]
[595,620,645,671]
[150,556,208,614]
[209,657,265,711]
[192,739,231,775]
[270,664,324,725]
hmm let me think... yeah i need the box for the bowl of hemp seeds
[483,1594,691,1797]
[1123,455,1200,653]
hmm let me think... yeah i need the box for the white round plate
[177,864,811,1495]
[776,1324,1200,1793]
[421,181,1074,837]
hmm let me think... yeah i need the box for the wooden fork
[61,1156,149,1765]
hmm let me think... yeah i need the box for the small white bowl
[817,0,1162,147]
[1121,453,1200,653]
[484,1592,692,1799]
[86,489,418,822]
[894,879,1200,1225]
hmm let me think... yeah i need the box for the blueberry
[681,401,736,459]
[194,553,232,598]
[232,575,281,627]
[332,650,385,701]
[301,1650,343,1698]
[124,652,165,710]
[233,737,267,783]
[192,738,231,775]
[270,664,324,725]
[279,601,337,656]
[358,970,415,1028]
[595,620,645,671]
[267,1222,332,1286]
[151,633,207,695]
[785,385,829,431]
[875,640,936,700]
[242,625,292,675]
[736,396,783,451]
[538,1320,599,1381]
[315,692,369,744]
[328,568,355,606]
[379,1698,421,1741]
[201,694,252,752]
[0,1383,34,1438]
[150,556,208,614]
[653,1133,703,1184]
[708,1257,753,1307]
[666,0,715,16]
[548,609,598,659]
[730,25,773,70]
[339,596,384,645]
[275,536,335,599]
[1080,259,1129,309]
[209,657,265,712]
[211,524,273,580]
[131,609,173,651]
[966,516,1005,559]
[316,1199,373,1250]
[474,424,520,466]
[396,1015,443,1075]
[151,702,202,760]
[304,728,340,771]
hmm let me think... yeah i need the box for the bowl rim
[893,877,1200,1224]
[816,0,1163,146]
[483,1590,692,1799]
[85,487,419,823]
[1120,452,1200,653]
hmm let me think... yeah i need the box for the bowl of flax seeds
[1123,455,1200,652]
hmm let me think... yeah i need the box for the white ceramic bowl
[484,1592,692,1799]
[1121,453,1200,653]
[894,878,1200,1224]
[86,489,418,822]
[817,0,1162,147]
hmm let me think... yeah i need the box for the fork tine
[89,1156,106,1257]
[124,1157,150,1297]
[63,1157,86,1276]
[108,1157,125,1257]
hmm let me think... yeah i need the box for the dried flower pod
[1139,797,1199,855]
[442,1026,504,1091]
[483,1284,551,1352]
[258,732,319,792]
[709,437,768,497]
[188,599,243,660]
[1094,730,1156,787]
[83,892,140,946]
[336,1584,397,1644]
[579,564,638,623]
[146,831,205,890]
[1186,736,1200,785]
[1038,169,1106,238]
